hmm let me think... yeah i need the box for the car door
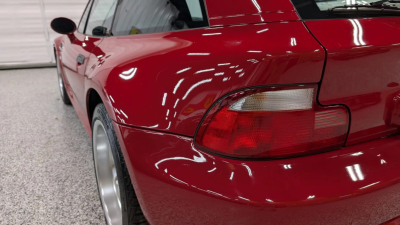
[292,0,400,146]
[61,0,117,108]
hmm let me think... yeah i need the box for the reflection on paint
[154,143,207,169]
[252,0,262,12]
[202,33,222,36]
[360,181,380,189]
[176,67,191,74]
[346,164,364,181]
[242,163,253,177]
[257,28,269,33]
[307,195,315,199]
[195,68,215,74]
[188,53,210,56]
[291,37,297,46]
[162,93,167,106]
[174,99,179,108]
[349,19,366,46]
[283,164,291,169]
[119,68,137,80]
[173,79,185,94]
[182,79,212,100]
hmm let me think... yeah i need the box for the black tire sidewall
[92,104,131,225]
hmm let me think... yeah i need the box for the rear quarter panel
[87,22,325,136]
[305,18,400,145]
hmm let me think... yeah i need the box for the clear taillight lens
[195,85,349,159]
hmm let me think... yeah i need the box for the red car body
[54,0,400,224]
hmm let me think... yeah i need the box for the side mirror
[51,17,76,34]
[92,26,107,36]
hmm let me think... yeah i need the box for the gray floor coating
[0,68,105,224]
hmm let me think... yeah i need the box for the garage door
[0,0,87,68]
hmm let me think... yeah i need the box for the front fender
[53,36,64,54]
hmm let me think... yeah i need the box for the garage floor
[0,68,104,224]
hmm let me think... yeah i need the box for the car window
[292,0,400,20]
[111,0,209,36]
[77,0,93,33]
[85,0,118,36]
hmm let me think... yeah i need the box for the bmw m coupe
[51,0,400,224]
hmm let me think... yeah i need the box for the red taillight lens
[195,85,349,159]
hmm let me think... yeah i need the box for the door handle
[76,54,85,65]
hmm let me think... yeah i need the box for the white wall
[0,0,88,68]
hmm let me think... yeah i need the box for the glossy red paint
[61,33,102,108]
[208,12,299,26]
[305,18,400,145]
[87,22,324,136]
[205,0,299,26]
[205,0,296,18]
[55,32,103,135]
[114,123,400,225]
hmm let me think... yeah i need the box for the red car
[51,0,400,224]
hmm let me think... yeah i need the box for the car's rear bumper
[113,122,400,225]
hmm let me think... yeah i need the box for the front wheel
[56,52,71,105]
[92,104,147,225]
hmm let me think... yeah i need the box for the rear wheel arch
[87,87,120,129]
[87,88,103,126]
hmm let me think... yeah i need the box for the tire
[56,52,71,105]
[92,103,147,225]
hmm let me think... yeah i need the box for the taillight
[195,85,349,159]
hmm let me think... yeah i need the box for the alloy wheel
[93,120,122,225]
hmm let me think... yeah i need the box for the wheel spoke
[93,120,123,225]
[56,61,64,98]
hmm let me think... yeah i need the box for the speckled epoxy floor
[0,68,104,224]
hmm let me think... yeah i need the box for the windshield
[315,0,400,11]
